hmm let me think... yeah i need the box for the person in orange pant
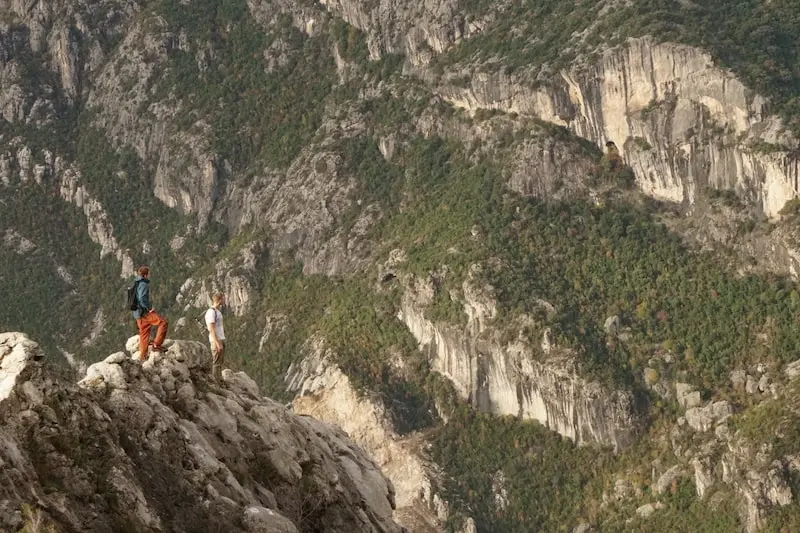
[131,265,168,361]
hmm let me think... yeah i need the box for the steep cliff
[315,0,800,218]
[286,339,451,533]
[0,332,404,533]
[1,138,134,275]
[437,38,800,218]
[397,267,640,451]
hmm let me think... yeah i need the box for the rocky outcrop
[315,0,477,64]
[85,14,223,226]
[0,332,404,533]
[438,38,800,218]
[665,389,797,532]
[0,0,145,120]
[286,338,449,532]
[719,440,793,533]
[85,13,177,159]
[397,265,640,451]
[217,128,375,275]
[415,107,600,201]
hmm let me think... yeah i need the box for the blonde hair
[211,292,225,305]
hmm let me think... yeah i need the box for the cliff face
[310,1,800,216]
[315,0,471,62]
[286,338,450,533]
[437,38,799,218]
[397,268,640,452]
[0,332,404,533]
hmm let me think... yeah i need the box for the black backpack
[195,310,210,335]
[126,280,140,311]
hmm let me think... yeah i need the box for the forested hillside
[3,0,800,531]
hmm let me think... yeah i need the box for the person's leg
[137,319,152,361]
[151,312,169,350]
[211,341,225,382]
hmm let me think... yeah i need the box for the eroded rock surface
[0,332,403,533]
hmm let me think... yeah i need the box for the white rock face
[685,401,733,432]
[287,338,447,532]
[438,38,800,218]
[720,439,795,533]
[784,359,800,380]
[692,457,714,498]
[398,270,639,450]
[176,241,264,316]
[316,0,473,64]
[0,333,403,533]
[0,333,44,402]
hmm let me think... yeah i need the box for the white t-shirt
[205,308,225,343]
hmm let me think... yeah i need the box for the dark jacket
[132,276,152,320]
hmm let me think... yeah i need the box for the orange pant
[136,311,168,359]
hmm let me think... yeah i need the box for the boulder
[685,401,732,432]
[242,506,299,533]
[654,465,684,494]
[675,382,701,409]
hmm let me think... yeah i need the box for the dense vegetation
[432,408,745,533]
[156,1,336,169]
[334,134,800,390]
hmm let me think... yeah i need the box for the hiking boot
[151,345,167,353]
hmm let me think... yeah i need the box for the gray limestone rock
[685,401,733,432]
[397,272,642,451]
[692,457,715,498]
[654,465,684,495]
[604,315,620,335]
[746,375,759,394]
[636,502,664,518]
[731,370,747,389]
[784,359,800,380]
[0,333,404,533]
[242,506,299,533]
[675,382,701,409]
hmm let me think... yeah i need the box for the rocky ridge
[0,332,404,533]
[604,364,800,532]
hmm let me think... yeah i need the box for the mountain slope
[3,0,800,531]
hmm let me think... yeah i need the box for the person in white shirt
[205,292,226,383]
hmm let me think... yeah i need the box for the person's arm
[137,281,153,312]
[207,310,222,350]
